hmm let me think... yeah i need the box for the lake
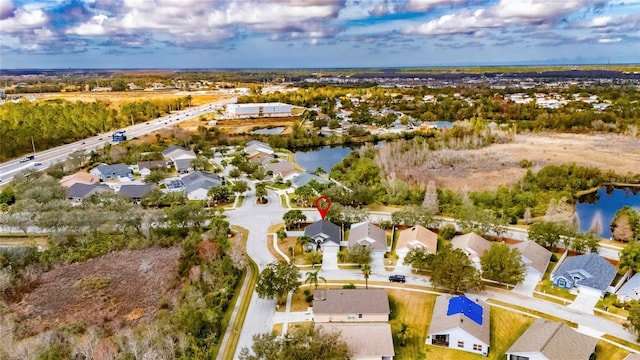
[576,186,640,238]
[252,127,284,135]
[294,145,361,173]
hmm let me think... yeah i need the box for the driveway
[567,287,601,314]
[512,267,541,297]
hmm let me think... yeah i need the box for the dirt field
[32,91,228,109]
[407,132,640,192]
[10,247,181,335]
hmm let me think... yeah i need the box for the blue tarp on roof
[447,295,483,326]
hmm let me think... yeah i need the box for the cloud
[404,0,465,12]
[598,37,622,43]
[0,0,15,20]
[0,6,49,34]
[404,0,607,36]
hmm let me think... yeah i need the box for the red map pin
[314,196,331,220]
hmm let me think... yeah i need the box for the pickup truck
[19,155,35,163]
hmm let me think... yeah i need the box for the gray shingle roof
[429,294,490,345]
[451,233,492,258]
[304,220,341,245]
[347,222,388,251]
[290,172,330,188]
[181,171,222,193]
[507,319,597,360]
[92,163,132,178]
[67,183,111,199]
[137,160,166,171]
[173,158,193,171]
[510,240,552,274]
[119,184,155,199]
[315,323,394,358]
[553,253,616,291]
[313,289,390,317]
[616,273,640,301]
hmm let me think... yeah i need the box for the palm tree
[296,236,313,256]
[361,263,372,289]
[305,270,326,289]
[397,322,410,346]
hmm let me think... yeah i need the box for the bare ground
[10,247,182,336]
[384,132,640,192]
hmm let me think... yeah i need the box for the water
[576,186,640,238]
[294,145,360,173]
[252,127,284,134]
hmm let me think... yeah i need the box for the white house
[395,225,438,267]
[616,273,640,303]
[427,295,490,357]
[226,103,292,118]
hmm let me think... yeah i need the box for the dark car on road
[389,275,406,283]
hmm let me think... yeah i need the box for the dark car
[389,275,406,283]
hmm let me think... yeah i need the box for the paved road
[0,97,236,184]
[226,186,287,358]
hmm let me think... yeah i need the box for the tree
[232,180,249,196]
[239,323,349,360]
[296,235,313,255]
[439,223,457,241]
[619,240,640,274]
[276,228,287,242]
[305,270,326,289]
[361,263,372,289]
[255,261,301,304]
[422,180,439,214]
[403,247,434,271]
[391,205,439,228]
[305,251,323,267]
[283,210,307,230]
[480,243,526,285]
[255,182,268,203]
[208,186,231,205]
[528,221,570,248]
[397,322,410,347]
[430,248,484,293]
[626,300,640,342]
[612,207,636,241]
[348,246,372,266]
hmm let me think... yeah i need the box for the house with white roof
[616,273,640,303]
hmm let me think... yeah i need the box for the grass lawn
[486,299,578,328]
[602,334,640,352]
[595,340,631,360]
[388,289,436,360]
[536,278,577,301]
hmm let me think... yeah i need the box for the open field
[9,247,181,336]
[31,91,228,109]
[387,132,640,192]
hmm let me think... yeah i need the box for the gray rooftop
[304,220,341,245]
[119,184,155,199]
[67,183,111,199]
[173,158,194,171]
[313,289,390,316]
[93,163,132,177]
[315,323,394,358]
[290,172,330,188]
[137,160,166,171]
[451,232,492,257]
[554,253,616,291]
[181,171,222,192]
[616,273,640,301]
[429,294,490,345]
[347,221,388,251]
[507,318,597,360]
[510,240,552,274]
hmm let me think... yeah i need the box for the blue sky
[1,0,639,69]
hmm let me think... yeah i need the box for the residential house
[624,354,640,360]
[59,171,99,188]
[395,225,438,265]
[137,160,168,178]
[427,295,490,357]
[245,140,274,157]
[551,253,616,297]
[315,323,395,360]
[348,221,389,254]
[505,318,597,360]
[290,172,331,188]
[312,289,390,323]
[118,184,155,203]
[451,233,492,268]
[304,220,341,252]
[89,163,133,181]
[264,161,299,181]
[67,183,112,202]
[510,240,552,278]
[162,145,197,173]
[616,273,640,303]
[181,171,223,201]
[247,152,274,165]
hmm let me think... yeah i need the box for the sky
[1,0,639,69]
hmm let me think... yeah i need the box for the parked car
[19,155,35,163]
[389,275,406,283]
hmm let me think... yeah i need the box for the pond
[294,145,361,173]
[251,127,284,135]
[575,186,640,238]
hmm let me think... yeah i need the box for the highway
[0,97,236,184]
